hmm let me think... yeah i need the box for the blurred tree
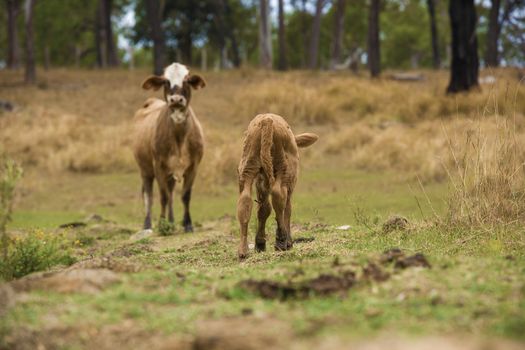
[277,0,287,70]
[447,0,479,93]
[6,0,21,69]
[98,0,120,67]
[308,0,325,69]
[427,0,441,68]
[259,0,272,69]
[24,0,36,84]
[144,0,165,74]
[368,0,380,77]
[485,0,524,67]
[330,0,346,69]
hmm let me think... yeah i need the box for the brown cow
[237,113,318,259]
[133,63,206,233]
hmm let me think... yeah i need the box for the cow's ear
[186,74,206,90]
[295,133,319,148]
[142,75,169,91]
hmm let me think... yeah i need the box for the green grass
[1,167,524,348]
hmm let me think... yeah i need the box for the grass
[0,67,524,348]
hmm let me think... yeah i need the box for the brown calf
[237,113,318,259]
[133,63,206,232]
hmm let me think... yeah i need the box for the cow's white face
[141,62,207,123]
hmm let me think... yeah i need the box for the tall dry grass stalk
[444,83,525,228]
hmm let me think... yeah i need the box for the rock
[10,268,121,294]
[129,229,154,241]
[336,225,351,230]
[382,215,409,234]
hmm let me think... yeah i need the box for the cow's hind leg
[141,174,154,230]
[271,177,289,251]
[237,176,254,259]
[255,175,271,252]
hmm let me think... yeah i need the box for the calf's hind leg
[237,177,254,259]
[271,177,289,251]
[255,175,271,252]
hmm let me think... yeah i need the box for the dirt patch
[0,283,16,317]
[109,243,153,258]
[362,262,391,282]
[379,248,405,264]
[2,321,189,350]
[58,221,87,229]
[193,317,292,350]
[240,271,356,300]
[382,215,409,234]
[240,249,431,299]
[379,248,432,269]
[394,253,431,269]
[10,268,121,294]
[74,256,142,273]
[293,237,315,244]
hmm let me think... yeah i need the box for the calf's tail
[260,118,275,185]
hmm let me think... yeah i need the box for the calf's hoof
[184,224,194,233]
[238,250,248,261]
[255,241,266,252]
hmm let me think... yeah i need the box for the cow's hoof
[184,224,193,233]
[238,251,248,261]
[274,240,288,251]
[255,241,266,252]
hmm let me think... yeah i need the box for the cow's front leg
[182,164,197,232]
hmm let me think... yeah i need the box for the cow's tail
[260,117,275,185]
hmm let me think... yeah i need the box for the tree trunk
[145,0,166,75]
[330,0,346,70]
[24,0,36,84]
[368,0,381,78]
[102,0,119,67]
[485,0,500,67]
[427,0,441,69]
[95,1,107,68]
[223,0,241,68]
[259,0,272,69]
[447,0,479,93]
[308,0,324,69]
[277,0,287,70]
[6,0,21,69]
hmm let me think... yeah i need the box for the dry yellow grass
[0,67,524,190]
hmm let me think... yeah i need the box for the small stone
[129,229,154,241]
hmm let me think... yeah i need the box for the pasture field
[0,68,524,349]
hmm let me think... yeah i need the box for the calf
[237,113,318,259]
[133,63,206,232]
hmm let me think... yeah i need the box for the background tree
[368,0,380,77]
[330,0,346,69]
[259,0,272,69]
[447,0,479,93]
[485,0,524,67]
[144,0,166,75]
[308,0,325,69]
[24,0,36,84]
[277,0,287,70]
[6,0,21,69]
[426,0,440,68]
